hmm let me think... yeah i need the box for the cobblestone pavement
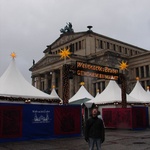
[0,129,150,150]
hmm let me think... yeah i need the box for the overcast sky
[0,0,150,83]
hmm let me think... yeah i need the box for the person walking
[84,107,105,150]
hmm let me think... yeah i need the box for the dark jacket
[84,116,105,143]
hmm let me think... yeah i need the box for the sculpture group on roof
[60,22,74,34]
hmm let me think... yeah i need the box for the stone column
[84,77,88,90]
[75,76,79,93]
[44,73,48,91]
[143,66,146,78]
[51,70,56,87]
[32,76,35,87]
[100,82,103,92]
[37,76,41,90]
[96,82,99,91]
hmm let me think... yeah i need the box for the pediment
[32,56,60,70]
[51,33,85,49]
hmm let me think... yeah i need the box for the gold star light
[119,61,128,70]
[80,82,85,86]
[10,52,16,59]
[59,47,71,59]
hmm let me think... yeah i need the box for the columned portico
[29,27,150,100]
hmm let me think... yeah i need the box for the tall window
[79,41,81,49]
[107,42,110,49]
[119,46,122,52]
[75,42,78,51]
[70,43,74,53]
[130,50,133,56]
[113,44,116,51]
[100,40,103,49]
[125,48,127,54]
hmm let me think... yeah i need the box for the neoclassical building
[29,26,150,100]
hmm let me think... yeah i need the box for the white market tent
[129,80,150,103]
[50,87,63,103]
[0,58,60,103]
[86,80,139,105]
[69,85,94,104]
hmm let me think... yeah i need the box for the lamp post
[59,47,72,104]
[119,61,128,108]
[118,73,127,108]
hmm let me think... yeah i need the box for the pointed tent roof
[87,80,139,105]
[129,80,150,103]
[69,85,94,104]
[0,58,59,102]
[50,87,62,101]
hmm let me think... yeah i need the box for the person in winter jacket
[84,108,105,150]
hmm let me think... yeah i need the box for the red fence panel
[54,105,81,135]
[0,106,22,138]
[102,108,132,129]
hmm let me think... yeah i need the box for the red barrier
[102,107,148,129]
[54,106,81,135]
[102,108,132,129]
[0,106,22,138]
[132,107,147,129]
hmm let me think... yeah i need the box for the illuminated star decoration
[10,52,16,59]
[59,47,71,61]
[119,61,128,70]
[80,82,85,86]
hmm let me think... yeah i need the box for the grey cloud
[0,0,150,82]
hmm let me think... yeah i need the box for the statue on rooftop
[60,22,74,34]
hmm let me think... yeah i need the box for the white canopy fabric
[0,59,59,100]
[87,80,139,105]
[69,85,94,104]
[50,88,62,101]
[129,80,150,103]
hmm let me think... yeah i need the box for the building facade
[29,27,150,100]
